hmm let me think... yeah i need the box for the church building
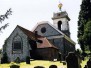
[2,25,59,62]
[33,11,76,60]
[2,11,76,62]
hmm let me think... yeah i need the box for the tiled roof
[17,25,43,40]
[17,25,58,49]
[37,37,58,49]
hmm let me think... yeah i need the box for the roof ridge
[17,25,31,32]
[17,25,44,39]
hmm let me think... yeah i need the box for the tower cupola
[52,11,70,37]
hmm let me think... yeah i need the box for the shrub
[26,56,30,64]
[81,52,87,57]
[15,57,20,64]
[1,52,8,64]
[63,61,66,65]
[49,65,57,68]
[34,66,45,68]
[10,64,20,68]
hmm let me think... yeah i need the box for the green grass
[0,59,89,68]
[0,60,66,68]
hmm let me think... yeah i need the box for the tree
[1,52,8,63]
[83,21,91,52]
[78,0,91,52]
[0,8,12,33]
[2,38,8,54]
[0,48,2,54]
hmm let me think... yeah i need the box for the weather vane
[58,0,63,11]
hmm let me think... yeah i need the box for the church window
[58,21,62,31]
[13,41,21,49]
[12,35,22,53]
[41,27,46,33]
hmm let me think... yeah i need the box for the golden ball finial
[58,3,63,11]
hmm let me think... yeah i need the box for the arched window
[58,21,62,31]
[12,35,22,53]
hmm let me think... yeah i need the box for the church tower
[52,2,70,37]
[52,11,70,37]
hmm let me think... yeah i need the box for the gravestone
[58,52,61,62]
[75,50,82,63]
[87,58,91,68]
[49,65,57,68]
[66,52,80,68]
[26,56,30,64]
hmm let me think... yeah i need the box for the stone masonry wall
[5,27,30,62]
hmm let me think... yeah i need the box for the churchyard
[0,52,90,68]
[0,58,88,68]
[0,60,66,68]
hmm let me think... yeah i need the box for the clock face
[41,27,46,33]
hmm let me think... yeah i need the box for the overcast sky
[0,0,82,49]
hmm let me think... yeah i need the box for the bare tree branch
[0,8,12,33]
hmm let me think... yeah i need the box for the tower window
[58,21,62,31]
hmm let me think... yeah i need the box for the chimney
[34,31,38,40]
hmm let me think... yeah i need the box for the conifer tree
[83,21,91,52]
[78,0,91,52]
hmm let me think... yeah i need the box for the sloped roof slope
[32,21,76,45]
[17,25,43,40]
[18,25,58,49]
[37,37,58,49]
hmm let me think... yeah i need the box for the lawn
[0,60,66,68]
[0,58,88,68]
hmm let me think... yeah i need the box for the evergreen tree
[0,48,2,54]
[83,21,91,52]
[0,8,12,34]
[78,0,91,52]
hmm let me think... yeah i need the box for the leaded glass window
[12,35,22,53]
